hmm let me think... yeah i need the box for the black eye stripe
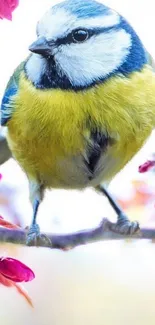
[55,25,120,46]
[55,29,90,46]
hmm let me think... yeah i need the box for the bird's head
[25,0,147,90]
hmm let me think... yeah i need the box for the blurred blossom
[0,0,19,20]
[0,256,34,307]
[0,257,35,282]
[0,215,21,229]
[139,160,155,173]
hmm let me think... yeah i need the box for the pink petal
[139,160,155,173]
[0,0,12,20]
[0,257,35,282]
[0,216,21,229]
[0,0,19,20]
[7,0,19,11]
[0,272,13,287]
[0,174,2,180]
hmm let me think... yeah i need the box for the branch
[0,219,154,249]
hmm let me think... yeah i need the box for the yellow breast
[7,65,155,187]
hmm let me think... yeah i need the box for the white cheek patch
[56,29,131,87]
[38,8,120,41]
[25,54,47,85]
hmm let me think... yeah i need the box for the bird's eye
[72,29,89,43]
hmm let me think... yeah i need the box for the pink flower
[0,257,35,282]
[0,257,34,306]
[0,0,19,20]
[0,218,34,283]
[139,160,155,173]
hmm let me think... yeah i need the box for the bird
[1,0,155,245]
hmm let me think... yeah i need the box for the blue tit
[1,0,155,244]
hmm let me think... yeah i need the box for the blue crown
[53,0,110,18]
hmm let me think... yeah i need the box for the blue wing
[1,78,18,126]
[1,61,24,126]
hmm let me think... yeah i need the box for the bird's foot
[26,223,51,247]
[109,213,140,235]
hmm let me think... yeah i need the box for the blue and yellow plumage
[1,0,155,243]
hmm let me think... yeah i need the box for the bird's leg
[26,198,41,245]
[96,184,140,235]
[26,181,51,246]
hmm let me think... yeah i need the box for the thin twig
[0,219,154,249]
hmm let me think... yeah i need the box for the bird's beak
[29,37,51,56]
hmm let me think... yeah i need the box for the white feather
[56,29,131,86]
[26,54,47,85]
[38,8,120,41]
[79,11,120,29]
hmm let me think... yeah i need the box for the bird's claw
[109,213,140,235]
[26,224,51,246]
